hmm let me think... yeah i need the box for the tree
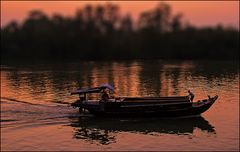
[138,2,172,33]
[120,13,133,32]
[171,13,183,32]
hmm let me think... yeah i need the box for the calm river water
[1,60,239,151]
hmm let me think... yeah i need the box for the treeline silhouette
[1,3,239,62]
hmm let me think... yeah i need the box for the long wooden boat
[70,84,218,117]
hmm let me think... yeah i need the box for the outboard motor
[71,100,84,113]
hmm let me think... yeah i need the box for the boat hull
[72,96,218,118]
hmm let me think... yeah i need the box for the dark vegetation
[1,3,239,62]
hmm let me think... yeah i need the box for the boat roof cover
[100,84,115,91]
[71,84,115,95]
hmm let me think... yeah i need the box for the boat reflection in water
[68,116,215,145]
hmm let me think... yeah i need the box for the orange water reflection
[1,60,238,103]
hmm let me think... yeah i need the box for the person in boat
[79,96,86,103]
[101,88,110,101]
[188,90,195,101]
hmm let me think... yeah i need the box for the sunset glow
[1,1,239,28]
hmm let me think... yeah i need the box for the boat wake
[1,97,90,129]
[1,97,42,105]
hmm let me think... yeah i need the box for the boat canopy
[71,84,115,95]
[100,84,115,91]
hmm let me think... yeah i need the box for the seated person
[101,88,110,101]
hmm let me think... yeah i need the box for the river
[1,60,239,151]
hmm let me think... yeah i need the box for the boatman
[188,90,195,101]
[101,88,110,101]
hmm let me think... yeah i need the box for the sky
[1,1,239,28]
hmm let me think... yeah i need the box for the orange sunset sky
[1,1,239,28]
